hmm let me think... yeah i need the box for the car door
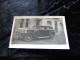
[33,26,46,37]
[38,26,50,37]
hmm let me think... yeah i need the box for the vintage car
[16,26,55,41]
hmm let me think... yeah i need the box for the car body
[16,26,55,41]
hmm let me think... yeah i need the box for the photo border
[9,16,70,49]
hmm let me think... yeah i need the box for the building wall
[41,18,63,33]
[41,18,55,29]
[28,19,36,28]
[13,18,63,36]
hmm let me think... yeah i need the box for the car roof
[33,26,52,27]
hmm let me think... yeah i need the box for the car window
[51,27,53,29]
[32,26,36,29]
[41,27,44,29]
[47,27,49,29]
[32,26,53,30]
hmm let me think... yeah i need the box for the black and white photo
[9,16,69,49]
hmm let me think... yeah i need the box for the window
[55,21,58,32]
[20,19,24,28]
[36,20,40,26]
[26,19,29,27]
[47,21,52,26]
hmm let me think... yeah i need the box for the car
[16,26,55,41]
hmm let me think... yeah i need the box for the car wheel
[24,34,33,42]
[49,32,55,38]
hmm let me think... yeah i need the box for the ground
[11,32,66,44]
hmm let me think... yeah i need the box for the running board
[38,36,50,38]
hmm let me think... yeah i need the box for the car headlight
[24,30,27,33]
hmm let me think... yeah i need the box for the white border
[9,16,70,49]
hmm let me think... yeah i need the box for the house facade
[13,18,64,36]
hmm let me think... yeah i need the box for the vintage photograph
[9,16,69,49]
